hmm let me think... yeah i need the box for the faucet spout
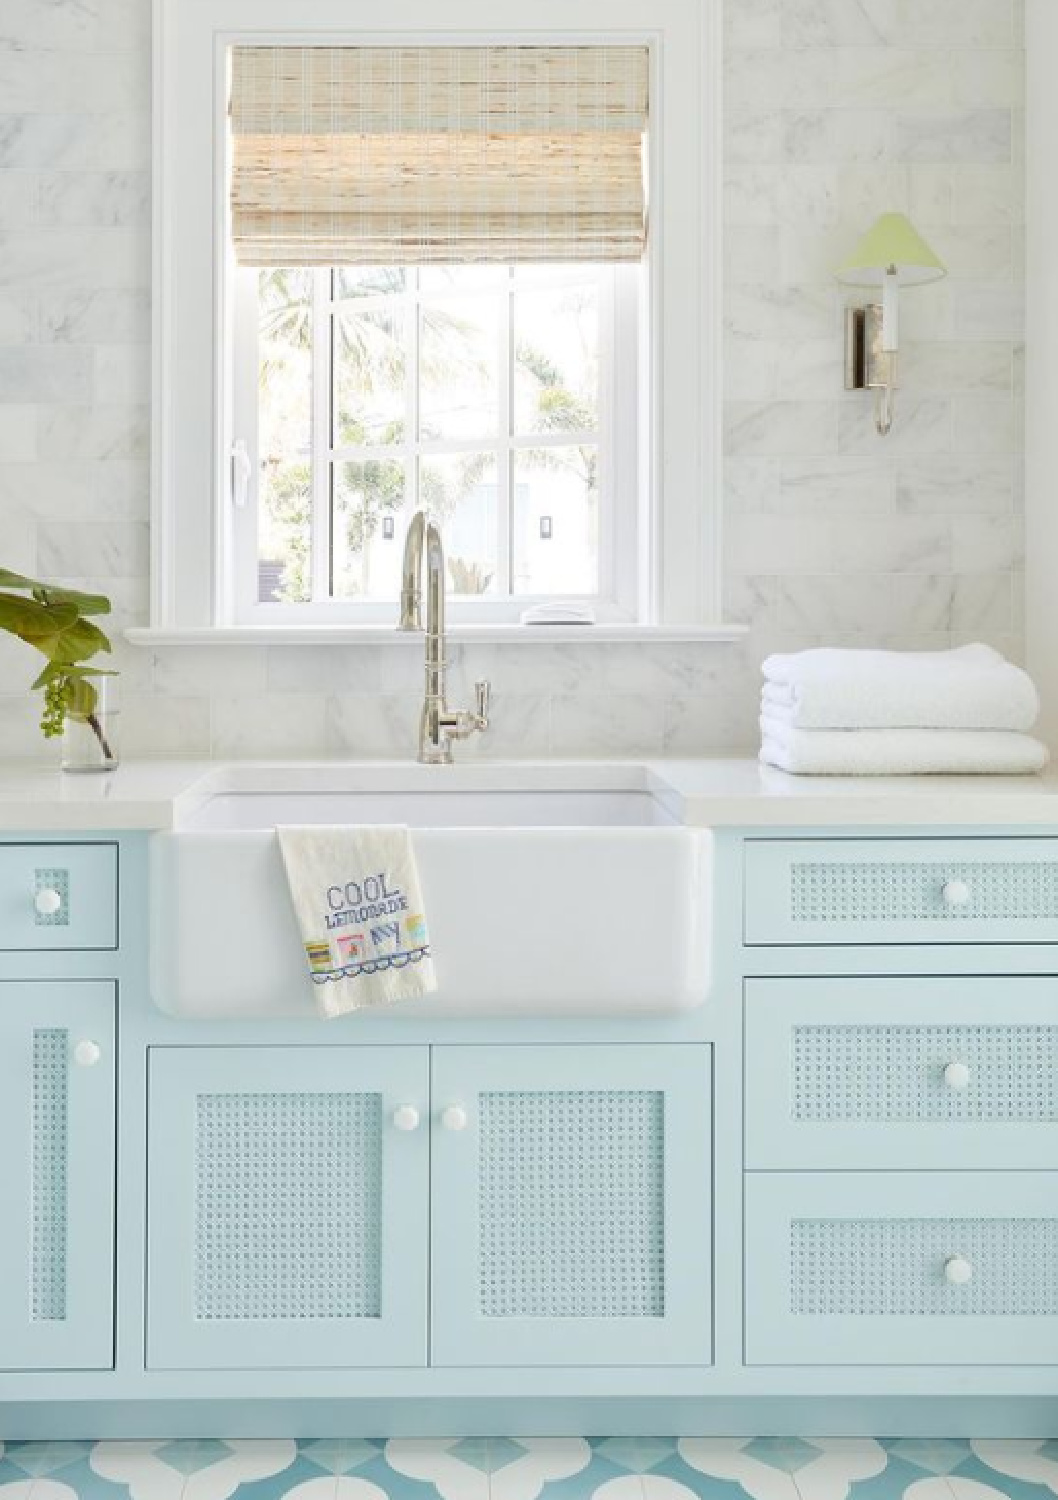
[397,509,490,764]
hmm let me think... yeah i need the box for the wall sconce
[835,213,946,436]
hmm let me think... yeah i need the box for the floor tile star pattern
[0,1438,1052,1500]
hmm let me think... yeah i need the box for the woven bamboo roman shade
[229,45,649,266]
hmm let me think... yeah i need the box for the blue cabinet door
[431,1044,713,1367]
[147,1045,429,1370]
[0,980,115,1370]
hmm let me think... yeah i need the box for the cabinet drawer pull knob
[73,1039,102,1068]
[941,879,970,908]
[943,1061,971,1090]
[944,1255,974,1285]
[35,887,63,916]
[391,1104,420,1132]
[441,1104,469,1132]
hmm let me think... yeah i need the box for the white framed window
[233,261,640,624]
[149,0,722,636]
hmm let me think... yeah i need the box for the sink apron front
[150,827,711,1019]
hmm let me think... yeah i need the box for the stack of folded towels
[760,644,1049,776]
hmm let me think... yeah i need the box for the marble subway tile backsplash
[0,0,1026,761]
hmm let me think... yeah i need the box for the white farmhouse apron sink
[151,764,711,1019]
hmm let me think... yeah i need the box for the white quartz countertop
[1,756,1058,831]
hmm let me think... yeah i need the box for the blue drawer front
[746,1172,1058,1366]
[745,976,1058,1171]
[744,837,1058,946]
[0,843,118,951]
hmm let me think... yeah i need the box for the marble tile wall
[0,0,1026,760]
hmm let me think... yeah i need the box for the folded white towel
[761,644,1039,731]
[278,825,436,1017]
[760,721,1049,777]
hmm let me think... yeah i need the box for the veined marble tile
[453,694,552,760]
[725,457,782,513]
[725,49,801,110]
[782,108,890,165]
[895,456,1014,514]
[725,166,839,228]
[952,284,1024,339]
[0,406,38,462]
[925,225,1014,281]
[909,166,953,227]
[0,227,148,291]
[778,457,893,512]
[727,284,838,341]
[783,0,1014,49]
[0,346,92,402]
[0,462,95,518]
[953,48,1023,108]
[325,694,421,759]
[901,341,1012,395]
[212,693,329,759]
[36,403,148,459]
[550,693,666,757]
[724,333,780,402]
[121,694,211,758]
[267,644,383,696]
[894,109,1013,164]
[825,48,952,108]
[663,690,760,756]
[775,339,847,401]
[37,519,148,579]
[38,170,149,228]
[838,397,952,456]
[952,571,1015,631]
[92,345,150,403]
[152,646,269,699]
[724,226,783,287]
[0,692,61,762]
[92,458,149,519]
[0,172,38,231]
[828,514,952,574]
[41,288,150,344]
[950,164,1024,225]
[951,515,1023,573]
[0,291,37,343]
[725,399,840,457]
[725,106,784,164]
[0,0,100,51]
[952,394,1018,454]
[726,0,782,49]
[726,512,832,574]
[0,53,148,113]
[776,572,957,633]
[722,573,783,629]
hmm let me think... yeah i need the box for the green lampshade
[835,212,946,288]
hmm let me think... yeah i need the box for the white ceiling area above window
[150,0,721,634]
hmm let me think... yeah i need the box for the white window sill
[126,623,748,647]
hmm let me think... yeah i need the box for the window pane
[512,446,599,596]
[420,452,500,596]
[336,267,406,299]
[420,266,507,292]
[514,279,599,435]
[419,296,500,441]
[332,459,407,599]
[335,302,407,447]
[257,268,313,602]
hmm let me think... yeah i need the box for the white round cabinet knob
[941,879,971,909]
[392,1104,420,1132]
[73,1039,101,1068]
[441,1104,468,1132]
[944,1061,971,1090]
[944,1255,974,1286]
[34,887,62,917]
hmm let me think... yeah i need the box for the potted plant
[0,568,118,770]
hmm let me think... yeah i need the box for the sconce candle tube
[881,267,899,354]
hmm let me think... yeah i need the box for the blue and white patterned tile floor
[2,1438,1058,1500]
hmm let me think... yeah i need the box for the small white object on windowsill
[519,604,596,626]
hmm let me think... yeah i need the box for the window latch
[230,438,252,508]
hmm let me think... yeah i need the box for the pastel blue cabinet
[147,1046,430,1370]
[0,980,115,1370]
[745,976,1058,1170]
[0,843,118,952]
[745,1171,1058,1367]
[431,1044,713,1367]
[744,836,1058,946]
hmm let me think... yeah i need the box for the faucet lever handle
[474,679,491,728]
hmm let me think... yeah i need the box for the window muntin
[237,262,636,622]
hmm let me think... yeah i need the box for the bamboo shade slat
[229,45,649,266]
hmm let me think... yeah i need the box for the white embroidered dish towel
[277,825,436,1017]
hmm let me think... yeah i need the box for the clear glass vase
[61,675,119,773]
